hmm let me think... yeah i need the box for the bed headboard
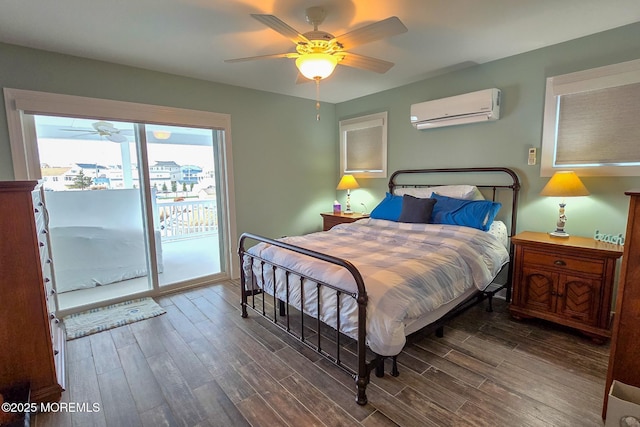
[388,167,520,238]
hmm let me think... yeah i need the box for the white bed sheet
[50,226,163,293]
[403,285,479,336]
[244,219,509,356]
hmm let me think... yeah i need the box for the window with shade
[339,111,387,178]
[540,58,640,176]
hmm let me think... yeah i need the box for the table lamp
[336,174,359,214]
[540,171,590,237]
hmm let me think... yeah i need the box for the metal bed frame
[238,167,520,405]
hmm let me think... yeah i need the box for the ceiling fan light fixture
[152,130,171,140]
[296,53,338,80]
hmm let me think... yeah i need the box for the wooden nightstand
[509,231,623,342]
[320,212,369,231]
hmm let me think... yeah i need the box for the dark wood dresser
[0,181,64,403]
[603,190,640,419]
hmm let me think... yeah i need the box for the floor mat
[63,297,166,340]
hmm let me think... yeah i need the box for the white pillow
[394,185,482,200]
[487,220,509,249]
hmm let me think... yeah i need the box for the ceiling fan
[61,121,129,142]
[225,6,408,81]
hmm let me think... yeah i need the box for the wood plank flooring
[34,280,609,427]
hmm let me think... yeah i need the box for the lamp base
[343,209,354,214]
[549,230,570,237]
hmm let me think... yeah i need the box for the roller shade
[555,82,640,166]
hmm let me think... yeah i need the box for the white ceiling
[2,0,639,103]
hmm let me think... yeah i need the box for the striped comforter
[244,218,509,356]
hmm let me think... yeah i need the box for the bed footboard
[238,232,378,405]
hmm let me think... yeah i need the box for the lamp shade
[296,53,338,80]
[336,174,359,190]
[540,171,590,197]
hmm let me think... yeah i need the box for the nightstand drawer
[522,248,604,275]
[324,216,346,230]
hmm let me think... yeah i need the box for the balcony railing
[157,199,217,241]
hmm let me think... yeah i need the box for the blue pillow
[431,193,501,231]
[370,192,403,221]
[398,195,437,224]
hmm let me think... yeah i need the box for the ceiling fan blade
[225,52,299,63]
[250,14,309,45]
[107,133,128,143]
[339,53,395,74]
[334,16,407,50]
[62,131,99,138]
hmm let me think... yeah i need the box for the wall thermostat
[528,148,536,165]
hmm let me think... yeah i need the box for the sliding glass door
[144,124,223,287]
[29,115,225,311]
[5,88,237,315]
[32,116,148,310]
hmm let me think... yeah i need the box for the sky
[37,138,215,170]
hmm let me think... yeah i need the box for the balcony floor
[57,234,221,313]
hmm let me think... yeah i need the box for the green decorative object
[594,229,625,245]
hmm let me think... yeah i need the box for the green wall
[0,42,337,238]
[335,22,640,238]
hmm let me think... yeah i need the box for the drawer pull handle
[554,260,566,266]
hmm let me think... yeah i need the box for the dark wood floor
[34,280,609,427]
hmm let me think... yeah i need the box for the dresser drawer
[44,278,56,313]
[32,187,43,208]
[522,248,605,275]
[34,209,46,232]
[38,238,49,261]
[50,317,62,352]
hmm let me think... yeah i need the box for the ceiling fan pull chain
[316,78,321,121]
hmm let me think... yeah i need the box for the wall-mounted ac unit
[410,88,501,130]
